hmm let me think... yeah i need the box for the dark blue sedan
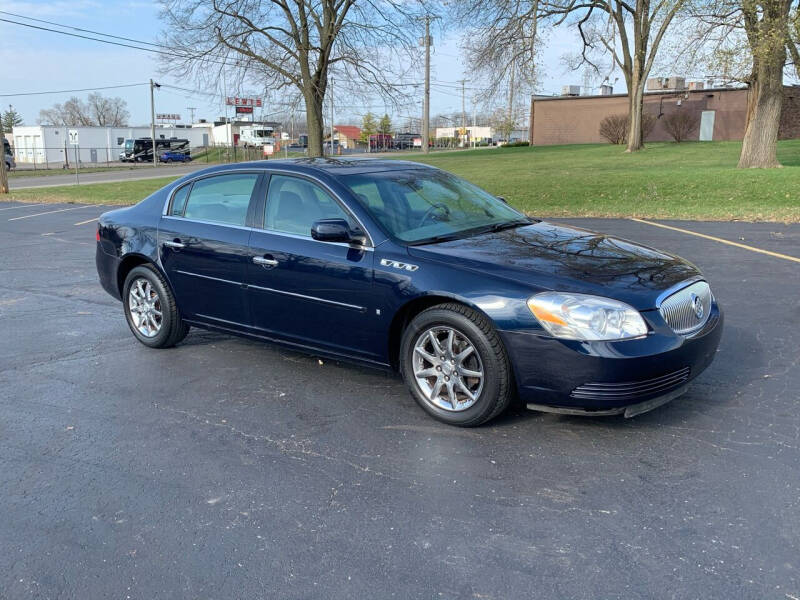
[96,158,722,426]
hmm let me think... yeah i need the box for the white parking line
[8,205,95,221]
[73,217,98,226]
[0,203,45,211]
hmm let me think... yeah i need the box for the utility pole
[186,107,196,124]
[329,76,335,156]
[0,118,8,194]
[421,15,432,154]
[458,79,468,148]
[150,79,160,168]
[472,97,477,148]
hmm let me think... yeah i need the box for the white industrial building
[11,124,213,165]
[434,126,495,144]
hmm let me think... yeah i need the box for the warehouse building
[529,84,800,145]
[11,124,213,165]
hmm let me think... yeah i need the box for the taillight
[96,229,101,242]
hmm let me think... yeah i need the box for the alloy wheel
[128,277,163,338]
[412,326,484,412]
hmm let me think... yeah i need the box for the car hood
[406,221,701,310]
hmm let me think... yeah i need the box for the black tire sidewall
[122,265,176,348]
[400,307,507,426]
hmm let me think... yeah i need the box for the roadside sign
[262,144,274,156]
[68,129,79,145]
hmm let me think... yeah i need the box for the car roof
[197,157,438,177]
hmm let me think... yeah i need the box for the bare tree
[159,0,425,157]
[87,93,130,127]
[682,0,799,167]
[450,1,541,132]
[38,94,129,127]
[453,0,688,152]
[553,0,689,152]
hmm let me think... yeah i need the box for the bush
[663,111,700,142]
[599,112,657,144]
[502,141,530,147]
[599,114,628,144]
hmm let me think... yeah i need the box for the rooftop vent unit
[561,85,581,97]
[599,84,614,96]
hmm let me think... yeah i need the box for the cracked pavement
[0,202,798,599]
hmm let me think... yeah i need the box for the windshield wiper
[407,232,464,246]
[479,218,533,234]
[408,219,534,247]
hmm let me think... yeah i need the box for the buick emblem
[690,293,704,320]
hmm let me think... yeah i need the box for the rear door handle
[163,240,185,249]
[253,255,279,267]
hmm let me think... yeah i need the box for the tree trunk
[626,63,645,152]
[737,0,789,168]
[738,61,785,168]
[304,89,325,158]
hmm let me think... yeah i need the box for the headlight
[527,292,648,341]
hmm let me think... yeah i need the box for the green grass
[6,140,800,221]
[8,177,178,206]
[7,165,159,178]
[408,140,800,222]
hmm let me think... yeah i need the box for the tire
[400,303,512,427]
[122,264,189,348]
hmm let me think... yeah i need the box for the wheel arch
[116,253,169,298]
[387,293,495,371]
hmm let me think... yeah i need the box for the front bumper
[500,302,723,414]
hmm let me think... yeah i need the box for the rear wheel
[400,303,512,427]
[123,264,189,348]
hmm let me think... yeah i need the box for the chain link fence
[8,142,311,174]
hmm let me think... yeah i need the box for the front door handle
[253,255,279,267]
[163,239,185,249]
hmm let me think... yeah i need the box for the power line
[0,82,149,97]
[0,10,159,47]
[0,17,235,69]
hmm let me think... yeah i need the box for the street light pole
[150,79,160,168]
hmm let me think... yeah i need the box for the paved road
[9,163,208,190]
[1,201,799,599]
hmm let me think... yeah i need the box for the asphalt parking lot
[1,200,799,599]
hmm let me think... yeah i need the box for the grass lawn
[8,177,179,206]
[409,140,800,222]
[5,140,800,221]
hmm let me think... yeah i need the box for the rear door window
[180,173,259,226]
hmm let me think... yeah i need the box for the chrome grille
[659,281,712,335]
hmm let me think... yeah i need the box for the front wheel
[123,264,189,348]
[400,303,513,427]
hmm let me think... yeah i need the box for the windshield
[124,139,134,151]
[342,169,528,244]
[253,130,272,137]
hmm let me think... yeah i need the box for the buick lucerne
[96,158,723,426]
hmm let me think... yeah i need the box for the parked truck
[120,138,190,162]
[239,126,276,147]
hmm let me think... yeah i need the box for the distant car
[3,140,14,170]
[159,151,192,163]
[96,158,723,426]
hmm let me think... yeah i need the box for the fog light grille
[571,367,691,401]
